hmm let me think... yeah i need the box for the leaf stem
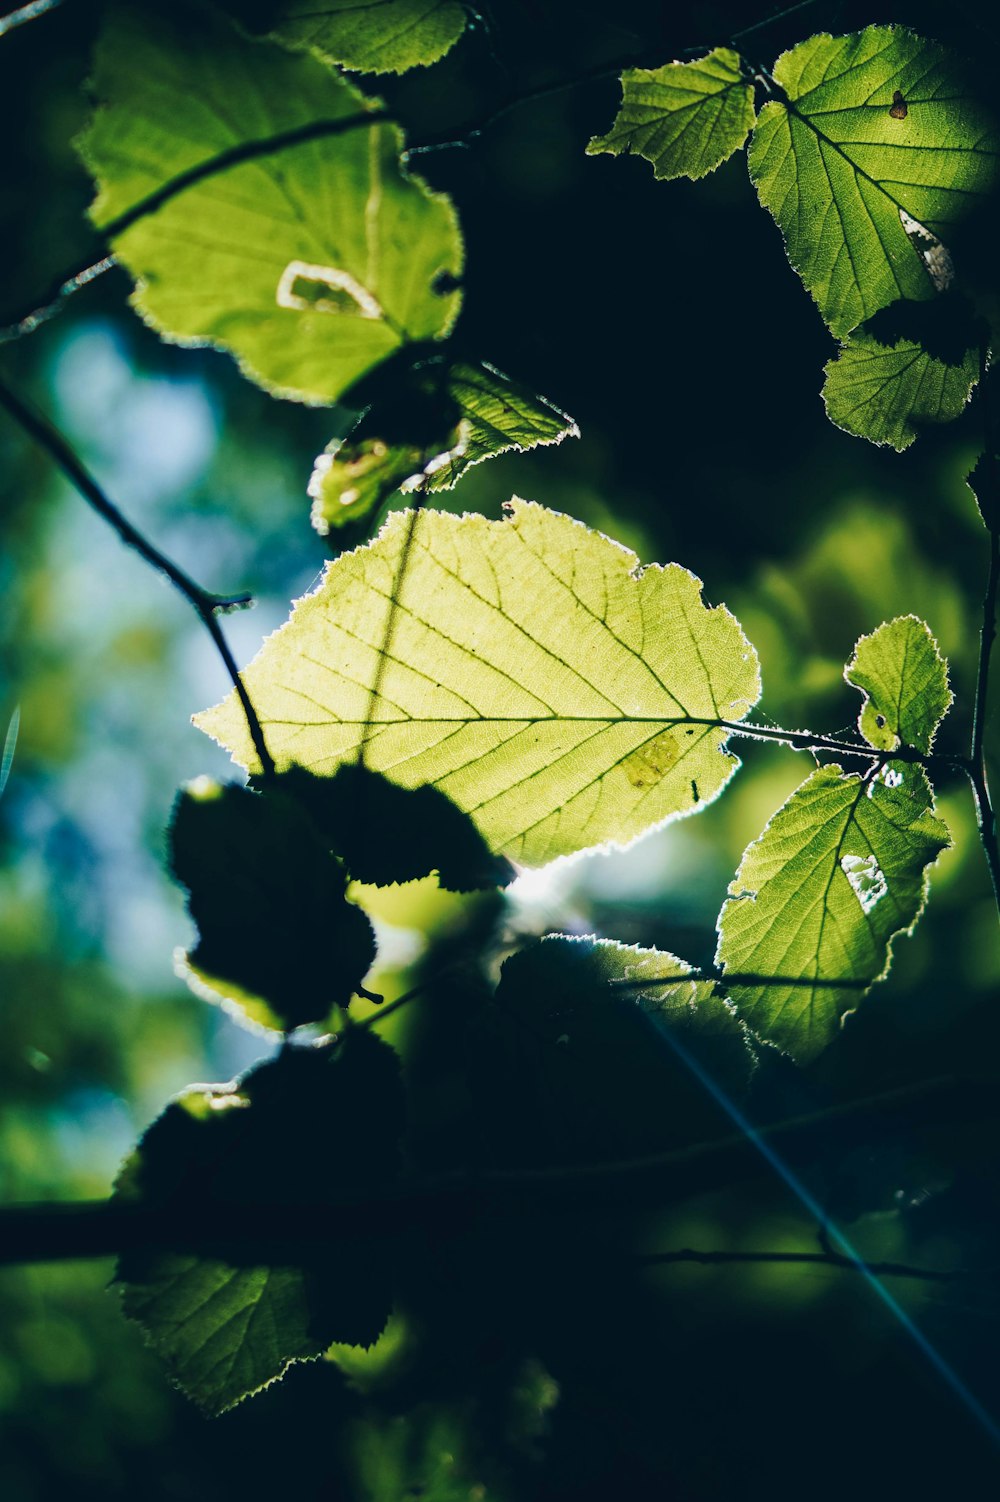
[0,373,275,779]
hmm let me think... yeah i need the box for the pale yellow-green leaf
[77,1,462,403]
[845,615,952,753]
[195,502,761,866]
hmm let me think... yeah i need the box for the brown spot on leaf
[889,90,907,120]
[624,730,682,789]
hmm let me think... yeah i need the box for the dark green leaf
[274,764,515,889]
[474,936,753,1168]
[169,779,376,1032]
[116,1031,405,1413]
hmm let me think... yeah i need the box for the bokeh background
[2,0,999,1497]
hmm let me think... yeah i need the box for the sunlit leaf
[310,361,578,534]
[845,615,952,753]
[78,1,462,403]
[169,778,376,1032]
[271,0,467,74]
[115,1032,405,1414]
[587,48,755,180]
[749,26,999,334]
[195,502,761,866]
[717,762,950,1063]
[823,331,979,449]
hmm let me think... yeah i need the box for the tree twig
[0,0,64,37]
[635,1245,962,1282]
[970,345,1000,917]
[0,373,275,778]
[0,1072,977,1266]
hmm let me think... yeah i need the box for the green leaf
[120,1255,323,1418]
[169,778,376,1032]
[271,0,467,74]
[310,362,578,534]
[423,362,579,491]
[748,26,1000,335]
[587,48,755,181]
[968,451,1000,530]
[116,1032,405,1414]
[78,1,462,403]
[474,936,753,1168]
[272,763,515,888]
[822,331,980,449]
[195,502,761,866]
[845,616,952,753]
[309,432,452,533]
[716,762,950,1063]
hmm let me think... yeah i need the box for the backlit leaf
[716,762,950,1062]
[310,362,578,534]
[78,1,462,403]
[845,616,951,753]
[822,331,979,449]
[115,1033,405,1414]
[195,502,761,866]
[749,27,999,335]
[587,48,755,181]
[271,0,467,74]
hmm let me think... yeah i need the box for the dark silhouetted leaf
[274,763,515,889]
[474,936,753,1168]
[115,1031,405,1413]
[170,779,376,1032]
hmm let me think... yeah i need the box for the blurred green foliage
[1,0,999,1497]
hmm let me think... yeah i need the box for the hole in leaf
[840,853,888,914]
[276,259,383,319]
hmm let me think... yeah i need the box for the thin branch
[0,256,116,345]
[0,1073,977,1266]
[0,0,64,37]
[0,373,275,778]
[970,346,1000,917]
[635,1245,962,1283]
[609,969,868,993]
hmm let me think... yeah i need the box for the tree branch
[0,1072,978,1266]
[970,346,1000,918]
[635,1245,961,1283]
[0,373,275,778]
[0,0,64,37]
